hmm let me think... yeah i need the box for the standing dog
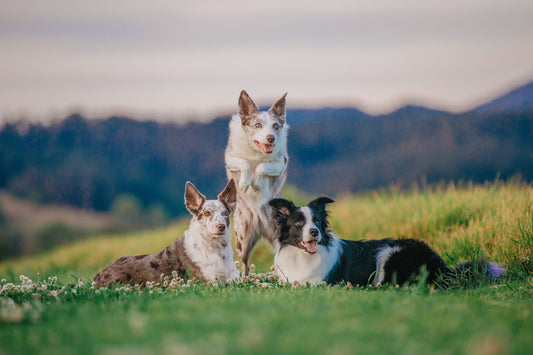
[269,197,506,286]
[225,90,289,276]
[93,180,240,286]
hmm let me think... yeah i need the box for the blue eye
[255,122,262,128]
[273,123,279,130]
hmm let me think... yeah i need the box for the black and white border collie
[269,197,506,286]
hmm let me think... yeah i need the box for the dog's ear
[269,198,295,221]
[218,179,237,213]
[184,181,206,215]
[269,92,287,123]
[308,196,334,211]
[308,196,334,231]
[239,90,258,125]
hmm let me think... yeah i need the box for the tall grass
[330,179,532,276]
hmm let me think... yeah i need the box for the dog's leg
[234,205,261,277]
[226,156,252,192]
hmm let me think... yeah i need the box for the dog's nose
[217,224,226,233]
[310,228,319,237]
[266,135,275,144]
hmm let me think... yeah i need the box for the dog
[93,180,240,286]
[225,90,289,276]
[269,197,506,286]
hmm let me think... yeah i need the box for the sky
[1,0,533,124]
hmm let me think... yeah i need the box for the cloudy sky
[1,0,533,124]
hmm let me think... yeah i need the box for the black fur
[270,197,501,286]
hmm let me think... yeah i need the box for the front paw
[227,271,241,283]
[252,174,264,190]
[255,163,267,176]
[240,171,252,192]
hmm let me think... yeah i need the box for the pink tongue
[254,141,274,154]
[304,241,318,253]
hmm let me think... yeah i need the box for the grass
[1,180,532,354]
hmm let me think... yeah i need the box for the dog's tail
[453,259,506,279]
[440,259,506,288]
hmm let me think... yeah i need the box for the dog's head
[238,90,287,155]
[269,196,334,253]
[185,179,237,238]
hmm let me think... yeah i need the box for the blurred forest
[0,81,532,258]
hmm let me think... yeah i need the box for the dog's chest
[274,241,342,284]
[183,232,234,281]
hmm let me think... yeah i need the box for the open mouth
[254,140,275,154]
[300,240,318,254]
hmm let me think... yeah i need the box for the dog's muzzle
[254,140,275,154]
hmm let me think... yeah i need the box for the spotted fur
[225,90,289,276]
[93,180,240,286]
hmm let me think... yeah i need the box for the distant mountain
[472,80,533,114]
[380,105,452,120]
[1,80,532,217]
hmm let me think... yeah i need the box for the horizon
[1,78,531,128]
[2,1,533,125]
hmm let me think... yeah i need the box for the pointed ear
[308,196,334,231]
[184,181,206,215]
[238,90,258,125]
[218,179,237,213]
[308,196,334,211]
[269,198,295,220]
[269,92,287,123]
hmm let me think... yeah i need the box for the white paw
[255,163,266,176]
[252,174,265,191]
[240,171,252,192]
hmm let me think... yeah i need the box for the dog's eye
[255,122,262,128]
[313,218,320,225]
[222,210,229,216]
[273,123,279,130]
[204,211,212,217]
[294,220,304,227]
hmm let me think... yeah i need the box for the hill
[472,80,533,114]
[0,80,532,216]
[0,181,531,355]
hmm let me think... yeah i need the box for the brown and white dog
[93,180,240,286]
[225,90,289,276]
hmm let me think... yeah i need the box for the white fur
[273,236,343,284]
[225,113,288,207]
[183,209,240,282]
[374,246,402,285]
[300,207,318,242]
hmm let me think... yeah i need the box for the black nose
[310,228,318,237]
[217,224,225,232]
[266,135,275,144]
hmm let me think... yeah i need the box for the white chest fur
[183,226,240,282]
[273,237,342,284]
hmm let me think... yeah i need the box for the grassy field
[1,181,532,354]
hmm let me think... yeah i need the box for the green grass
[1,181,533,354]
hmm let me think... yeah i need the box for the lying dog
[269,197,506,286]
[225,90,289,276]
[94,180,240,286]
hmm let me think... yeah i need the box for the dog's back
[93,237,198,286]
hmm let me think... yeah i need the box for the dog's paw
[255,163,266,176]
[239,172,252,192]
[252,174,265,191]
[227,272,242,283]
